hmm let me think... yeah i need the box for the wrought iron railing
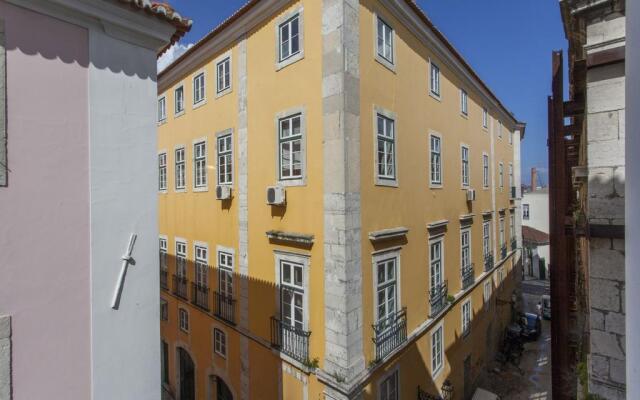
[484,253,494,272]
[172,274,188,300]
[270,317,311,364]
[511,237,517,251]
[429,281,448,317]
[160,268,168,290]
[501,244,508,259]
[372,308,407,362]
[213,291,236,324]
[191,283,209,311]
[461,263,475,290]
[417,386,442,400]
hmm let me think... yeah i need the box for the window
[216,57,231,94]
[430,62,440,97]
[376,114,396,182]
[176,241,187,278]
[376,17,394,64]
[462,300,471,335]
[195,245,208,288]
[509,130,513,145]
[193,72,205,105]
[510,214,515,240]
[482,108,488,129]
[430,135,442,185]
[461,229,471,268]
[161,340,169,384]
[523,204,530,220]
[158,96,166,122]
[175,147,185,190]
[179,308,189,332]
[499,163,504,189]
[278,113,303,181]
[378,370,398,400]
[217,132,233,185]
[499,217,505,249]
[158,153,167,191]
[430,240,443,292]
[214,328,227,357]
[279,14,301,62]
[483,281,492,306]
[509,163,514,188]
[218,250,234,298]
[498,267,504,285]
[483,154,489,188]
[175,86,184,114]
[194,141,207,189]
[159,238,168,271]
[497,120,503,139]
[375,255,398,325]
[460,89,468,115]
[482,221,491,259]
[461,146,469,187]
[431,325,443,376]
[160,299,168,321]
[280,260,304,330]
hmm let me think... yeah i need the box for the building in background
[522,168,550,280]
[0,1,189,399]
[157,1,524,399]
[549,0,626,398]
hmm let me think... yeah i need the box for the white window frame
[482,153,489,189]
[497,120,503,139]
[193,138,208,191]
[372,248,401,327]
[509,129,513,145]
[374,14,395,71]
[484,280,492,307]
[482,108,488,129]
[429,236,444,293]
[509,163,514,188]
[193,70,206,107]
[482,221,491,260]
[160,298,168,321]
[460,89,468,116]
[499,162,504,190]
[499,217,505,249]
[158,151,167,192]
[429,132,442,188]
[157,95,167,123]
[523,204,530,220]
[217,246,235,299]
[159,236,168,271]
[461,145,470,188]
[461,299,471,335]
[374,106,398,187]
[175,145,186,191]
[179,308,189,332]
[275,7,304,70]
[377,365,400,400]
[431,322,444,378]
[174,84,185,116]
[213,328,227,358]
[216,129,233,186]
[274,251,310,331]
[461,228,471,270]
[275,107,306,186]
[510,214,516,241]
[194,242,209,288]
[429,59,441,100]
[176,239,187,278]
[215,52,232,97]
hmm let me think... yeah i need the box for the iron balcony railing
[429,281,448,318]
[372,308,407,362]
[417,386,442,400]
[191,283,209,311]
[213,291,236,325]
[484,253,494,272]
[501,244,508,259]
[461,263,475,290]
[270,317,311,364]
[160,268,168,291]
[172,274,188,300]
[511,237,518,251]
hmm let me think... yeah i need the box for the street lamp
[441,380,454,400]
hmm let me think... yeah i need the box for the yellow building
[157,1,525,399]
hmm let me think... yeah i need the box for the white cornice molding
[379,0,519,128]
[158,0,290,92]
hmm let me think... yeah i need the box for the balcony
[511,237,518,251]
[501,244,508,259]
[270,317,311,364]
[160,268,168,291]
[429,281,448,318]
[484,253,494,272]
[372,308,407,362]
[191,283,209,311]
[461,263,475,290]
[417,386,442,400]
[172,274,188,300]
[213,291,236,324]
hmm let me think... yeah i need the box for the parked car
[541,294,551,319]
[519,312,542,340]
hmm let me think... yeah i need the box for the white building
[522,187,549,279]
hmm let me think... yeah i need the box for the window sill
[460,112,468,119]
[482,126,488,132]
[375,178,399,188]
[174,188,187,193]
[157,119,167,126]
[174,110,185,118]
[278,178,306,187]
[276,52,304,71]
[193,186,209,193]
[158,190,168,194]
[215,87,232,99]
[429,92,441,102]
[192,100,207,110]
[429,183,443,189]
[374,55,396,73]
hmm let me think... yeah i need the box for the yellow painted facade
[158,1,524,399]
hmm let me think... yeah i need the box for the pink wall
[0,4,91,399]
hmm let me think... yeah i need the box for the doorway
[178,347,195,400]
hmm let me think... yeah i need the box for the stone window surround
[275,5,305,71]
[192,69,207,109]
[273,250,310,332]
[274,106,306,187]
[157,95,167,125]
[214,50,233,99]
[215,128,234,187]
[430,321,444,379]
[173,83,185,117]
[372,247,402,324]
[192,137,208,192]
[376,363,400,400]
[373,105,398,187]
[213,327,227,358]
[373,11,396,73]
[174,144,186,192]
[429,130,443,189]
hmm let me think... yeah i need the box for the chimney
[531,167,538,191]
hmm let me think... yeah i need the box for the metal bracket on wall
[111,233,137,310]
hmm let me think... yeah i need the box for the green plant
[332,371,346,383]
[447,294,455,303]
[303,357,320,370]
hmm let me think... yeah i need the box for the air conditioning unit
[510,186,517,200]
[266,186,286,206]
[466,189,476,202]
[216,185,232,200]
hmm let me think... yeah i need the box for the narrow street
[478,277,552,399]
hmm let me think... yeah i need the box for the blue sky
[167,0,568,186]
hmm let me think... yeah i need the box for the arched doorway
[215,376,233,400]
[178,348,195,400]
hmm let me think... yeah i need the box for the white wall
[521,191,549,234]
